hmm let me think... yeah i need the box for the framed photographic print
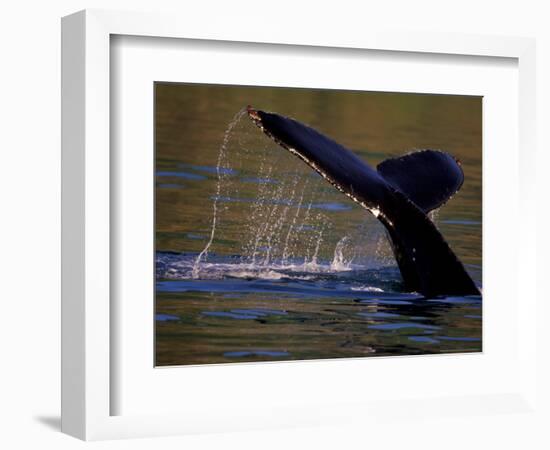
[62,9,539,441]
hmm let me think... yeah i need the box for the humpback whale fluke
[246,106,480,297]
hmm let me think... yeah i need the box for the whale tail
[377,150,464,213]
[377,189,479,296]
[247,107,480,297]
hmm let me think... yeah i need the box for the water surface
[155,83,482,366]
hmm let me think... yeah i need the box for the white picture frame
[61,9,538,441]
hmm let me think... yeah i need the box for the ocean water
[155,84,482,366]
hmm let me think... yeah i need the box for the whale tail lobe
[377,150,465,213]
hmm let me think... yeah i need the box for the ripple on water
[230,308,288,316]
[357,299,414,306]
[202,308,288,320]
[367,322,441,331]
[156,171,207,180]
[155,313,180,322]
[357,312,402,319]
[435,336,481,342]
[186,233,205,240]
[310,202,353,211]
[428,296,482,305]
[441,219,481,226]
[408,336,440,344]
[224,350,289,358]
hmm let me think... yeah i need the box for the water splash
[429,208,440,224]
[281,178,307,264]
[190,109,396,279]
[192,108,246,278]
[330,236,353,271]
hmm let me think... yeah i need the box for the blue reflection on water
[155,313,180,322]
[357,312,402,319]
[202,311,257,320]
[231,308,288,316]
[408,336,439,344]
[441,219,481,226]
[202,308,288,320]
[156,171,207,180]
[310,202,353,211]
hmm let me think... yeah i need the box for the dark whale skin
[247,107,480,298]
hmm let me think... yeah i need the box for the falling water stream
[192,108,247,278]
[188,111,394,282]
